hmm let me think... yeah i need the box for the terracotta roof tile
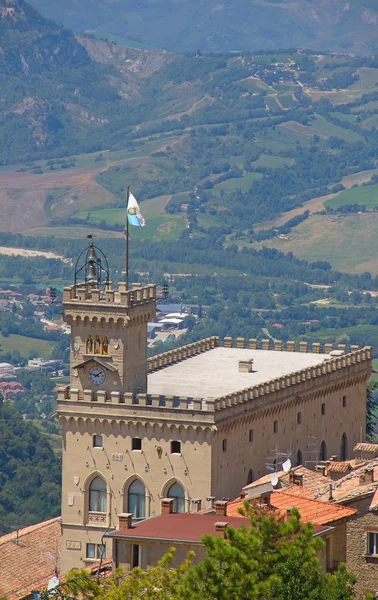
[227,492,355,525]
[0,518,61,600]
[354,443,378,453]
[270,491,356,524]
[313,459,378,502]
[243,466,327,493]
[108,513,250,543]
[327,462,352,474]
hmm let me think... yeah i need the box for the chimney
[328,484,334,502]
[161,498,174,515]
[192,499,202,513]
[289,471,303,486]
[238,359,254,373]
[118,513,133,529]
[360,468,374,485]
[215,500,228,516]
[240,491,247,500]
[215,521,228,536]
[206,496,215,510]
[330,455,338,462]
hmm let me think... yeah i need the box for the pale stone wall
[60,416,213,574]
[212,351,370,499]
[114,539,206,571]
[346,498,378,599]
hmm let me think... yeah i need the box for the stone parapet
[63,281,156,308]
[214,347,372,418]
[219,337,360,354]
[147,336,220,373]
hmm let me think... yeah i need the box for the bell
[88,245,97,261]
[87,262,97,280]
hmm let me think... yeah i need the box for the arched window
[89,476,107,512]
[128,479,146,519]
[341,433,348,461]
[102,335,109,355]
[296,450,303,466]
[167,482,185,513]
[319,441,327,462]
[247,469,253,485]
[86,335,93,354]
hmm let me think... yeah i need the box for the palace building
[57,241,372,574]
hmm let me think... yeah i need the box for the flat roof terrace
[147,347,330,399]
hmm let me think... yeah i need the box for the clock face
[88,365,106,386]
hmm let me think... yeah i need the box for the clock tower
[57,240,156,573]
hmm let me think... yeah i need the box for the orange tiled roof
[270,491,356,524]
[327,462,352,474]
[315,459,378,503]
[354,443,378,454]
[0,517,61,600]
[227,491,356,525]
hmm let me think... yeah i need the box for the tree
[51,504,356,600]
[366,380,378,442]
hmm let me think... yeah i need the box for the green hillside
[28,0,378,55]
[0,401,61,534]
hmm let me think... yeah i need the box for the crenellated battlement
[57,343,372,421]
[63,281,156,308]
[147,336,220,373]
[220,336,358,354]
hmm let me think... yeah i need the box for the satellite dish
[282,459,292,473]
[271,472,279,487]
[47,576,59,591]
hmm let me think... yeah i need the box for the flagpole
[126,185,130,290]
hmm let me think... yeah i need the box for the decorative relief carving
[66,540,81,550]
[111,453,123,461]
[88,512,107,525]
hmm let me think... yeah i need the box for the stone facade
[57,280,372,574]
[346,496,378,599]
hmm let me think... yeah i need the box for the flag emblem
[127,193,146,227]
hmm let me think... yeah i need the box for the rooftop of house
[0,517,61,600]
[148,347,330,398]
[315,459,378,503]
[227,491,356,525]
[108,511,331,542]
[243,465,328,494]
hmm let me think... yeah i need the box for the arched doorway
[296,450,303,466]
[247,469,253,485]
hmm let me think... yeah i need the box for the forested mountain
[0,399,61,534]
[29,0,378,55]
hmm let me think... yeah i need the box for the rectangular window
[132,544,140,568]
[321,403,326,416]
[132,438,142,451]
[274,421,278,434]
[249,429,254,443]
[297,412,302,425]
[171,440,181,454]
[97,544,106,559]
[86,543,96,559]
[342,395,347,407]
[368,532,378,556]
[222,439,227,452]
[93,434,102,448]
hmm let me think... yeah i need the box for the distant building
[27,358,63,372]
[0,381,24,401]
